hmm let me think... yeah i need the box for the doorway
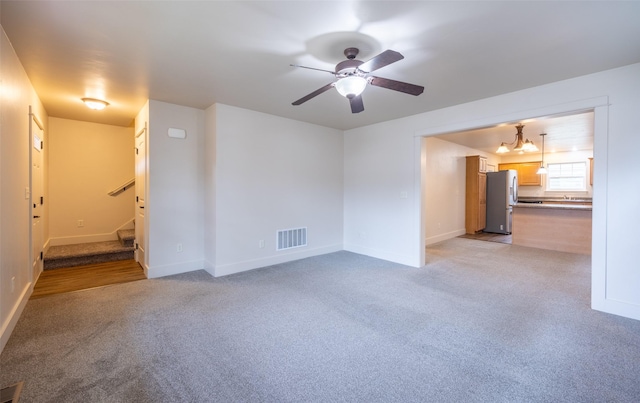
[421,110,596,250]
[417,97,609,311]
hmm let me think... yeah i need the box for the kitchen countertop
[517,197,592,203]
[514,202,592,211]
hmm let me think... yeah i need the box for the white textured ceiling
[2,1,640,132]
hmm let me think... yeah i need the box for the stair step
[44,241,134,270]
[117,229,135,247]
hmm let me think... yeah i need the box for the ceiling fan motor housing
[335,59,364,77]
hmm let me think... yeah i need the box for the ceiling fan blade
[348,95,364,113]
[357,50,404,73]
[369,76,424,96]
[290,64,336,75]
[292,83,335,105]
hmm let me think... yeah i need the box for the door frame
[415,95,609,314]
[29,106,45,284]
[134,123,149,274]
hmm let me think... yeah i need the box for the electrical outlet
[177,243,183,253]
[259,240,265,248]
[77,219,84,228]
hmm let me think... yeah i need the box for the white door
[135,125,147,268]
[31,114,44,280]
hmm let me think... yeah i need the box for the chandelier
[496,124,539,153]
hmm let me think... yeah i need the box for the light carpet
[2,238,639,402]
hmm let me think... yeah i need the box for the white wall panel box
[168,128,186,139]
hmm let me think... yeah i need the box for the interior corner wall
[146,100,205,278]
[203,104,216,275]
[343,119,421,266]
[343,62,640,321]
[212,104,343,276]
[0,26,48,352]
[48,118,135,245]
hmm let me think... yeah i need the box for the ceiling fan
[291,47,424,113]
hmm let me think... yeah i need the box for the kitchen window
[546,162,587,191]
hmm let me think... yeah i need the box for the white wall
[0,27,48,351]
[344,62,640,320]
[210,104,343,276]
[344,119,420,266]
[423,137,500,245]
[48,118,134,245]
[144,100,205,278]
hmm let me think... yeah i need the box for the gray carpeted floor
[2,238,639,402]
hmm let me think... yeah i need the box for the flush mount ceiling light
[496,124,539,154]
[82,98,109,110]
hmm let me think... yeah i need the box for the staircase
[44,229,136,270]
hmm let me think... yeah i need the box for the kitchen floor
[458,231,512,244]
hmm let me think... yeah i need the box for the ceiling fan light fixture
[334,76,367,98]
[82,97,109,110]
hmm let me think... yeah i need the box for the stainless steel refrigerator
[485,170,518,234]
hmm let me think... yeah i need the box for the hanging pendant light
[536,133,548,174]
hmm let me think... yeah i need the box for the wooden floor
[458,231,512,244]
[31,259,146,299]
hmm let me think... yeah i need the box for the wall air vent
[277,227,307,251]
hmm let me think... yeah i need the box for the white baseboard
[592,297,640,321]
[343,243,418,267]
[203,259,215,277]
[146,259,205,279]
[213,244,343,277]
[425,229,466,246]
[43,238,51,256]
[49,218,135,246]
[0,282,32,354]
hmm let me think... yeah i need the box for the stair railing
[108,178,135,196]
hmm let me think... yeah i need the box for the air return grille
[277,227,307,251]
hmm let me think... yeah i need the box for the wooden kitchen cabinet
[465,156,487,234]
[498,161,542,186]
